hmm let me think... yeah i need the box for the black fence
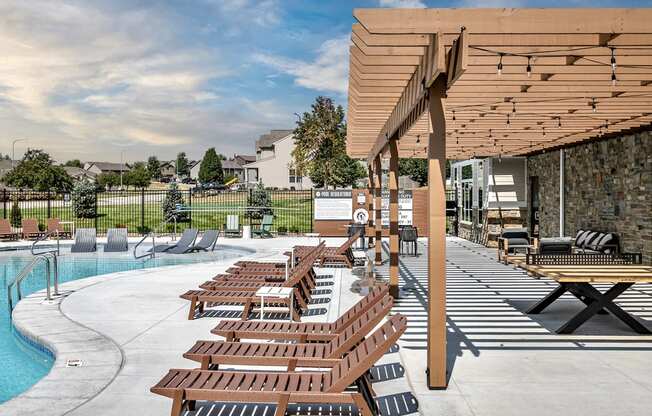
[1,189,314,236]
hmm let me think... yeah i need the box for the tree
[176,152,190,178]
[161,182,188,222]
[399,158,428,186]
[64,159,83,168]
[97,172,120,190]
[293,96,361,188]
[147,156,161,180]
[198,148,224,184]
[10,199,22,227]
[72,180,97,219]
[246,182,272,220]
[2,149,72,192]
[125,162,151,188]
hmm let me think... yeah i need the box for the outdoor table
[523,265,652,334]
[254,286,294,322]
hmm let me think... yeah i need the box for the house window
[461,181,473,223]
[289,169,302,184]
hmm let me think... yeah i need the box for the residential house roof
[255,129,293,151]
[85,161,128,172]
[64,166,97,179]
[234,154,256,164]
[222,160,244,170]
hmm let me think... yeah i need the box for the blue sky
[0,0,647,163]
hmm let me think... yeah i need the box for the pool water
[0,245,247,403]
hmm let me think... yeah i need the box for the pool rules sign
[381,190,413,227]
[314,190,353,220]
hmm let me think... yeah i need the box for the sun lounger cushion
[575,230,591,247]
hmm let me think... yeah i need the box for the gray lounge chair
[223,215,241,237]
[70,228,97,253]
[150,228,198,254]
[188,230,219,252]
[104,228,129,252]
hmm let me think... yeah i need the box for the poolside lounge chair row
[150,228,219,254]
[154,278,405,416]
[0,218,72,240]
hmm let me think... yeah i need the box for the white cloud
[456,0,525,6]
[379,0,427,7]
[254,35,350,95]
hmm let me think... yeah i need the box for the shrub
[9,199,21,228]
[277,225,288,234]
[136,225,151,235]
[289,225,300,234]
[72,180,97,218]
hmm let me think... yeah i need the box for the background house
[84,161,129,176]
[243,130,313,190]
[64,166,97,182]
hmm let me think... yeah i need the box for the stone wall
[527,129,652,263]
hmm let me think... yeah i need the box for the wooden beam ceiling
[346,8,652,160]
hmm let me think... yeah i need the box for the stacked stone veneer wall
[527,129,652,263]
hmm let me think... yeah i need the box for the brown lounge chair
[151,314,407,416]
[47,218,71,239]
[0,219,19,241]
[180,246,323,321]
[21,218,45,240]
[291,231,361,268]
[232,242,324,269]
[185,295,394,370]
[213,284,389,342]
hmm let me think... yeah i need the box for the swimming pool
[0,245,248,403]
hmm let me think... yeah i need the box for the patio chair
[223,215,241,237]
[252,214,273,238]
[187,230,219,252]
[151,314,407,416]
[21,219,45,240]
[104,228,129,252]
[46,218,71,239]
[212,284,390,342]
[185,307,401,371]
[70,228,97,253]
[399,225,418,256]
[284,231,361,268]
[497,227,536,263]
[150,228,198,254]
[0,219,19,241]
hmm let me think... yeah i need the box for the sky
[0,0,647,163]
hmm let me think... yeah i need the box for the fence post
[188,190,192,228]
[140,188,145,234]
[309,189,314,233]
[248,188,252,227]
[3,189,6,219]
[94,192,98,230]
[47,190,51,219]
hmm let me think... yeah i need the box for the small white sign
[353,208,369,224]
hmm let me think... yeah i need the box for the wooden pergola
[346,8,652,389]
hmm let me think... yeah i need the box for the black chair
[399,226,418,256]
[497,228,534,263]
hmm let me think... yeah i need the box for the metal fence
[1,189,314,236]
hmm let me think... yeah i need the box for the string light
[557,117,562,128]
[506,113,510,125]
[489,128,493,139]
[512,102,516,113]
[591,98,597,113]
[542,126,546,136]
[611,48,617,85]
[526,56,532,78]
[452,110,456,122]
[416,134,421,144]
[497,53,504,76]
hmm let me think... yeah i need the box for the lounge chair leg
[200,356,211,370]
[242,300,253,321]
[188,298,197,320]
[186,400,196,411]
[274,394,290,416]
[352,393,374,416]
[170,389,184,416]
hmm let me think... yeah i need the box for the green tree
[9,199,22,227]
[399,158,428,186]
[64,159,82,168]
[293,96,362,188]
[246,182,272,220]
[125,162,151,188]
[161,182,188,222]
[147,156,161,180]
[97,172,120,190]
[2,149,72,192]
[72,180,97,219]
[176,152,190,178]
[198,148,224,184]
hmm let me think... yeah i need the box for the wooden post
[388,138,400,298]
[427,76,448,389]
[374,156,383,266]
[368,164,375,246]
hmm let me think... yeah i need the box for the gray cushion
[586,232,604,248]
[581,231,598,248]
[507,237,530,247]
[595,233,615,253]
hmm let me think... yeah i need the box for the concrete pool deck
[2,237,417,416]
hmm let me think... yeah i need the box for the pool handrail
[6,252,59,314]
[31,230,60,256]
[134,233,156,260]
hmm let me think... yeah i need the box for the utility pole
[120,150,125,190]
[11,139,27,168]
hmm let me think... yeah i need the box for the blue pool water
[0,245,247,403]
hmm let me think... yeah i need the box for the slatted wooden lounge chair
[46,218,71,239]
[21,218,45,240]
[70,228,97,253]
[185,296,395,370]
[232,242,324,270]
[104,228,128,252]
[252,214,274,238]
[188,230,219,252]
[0,219,19,241]
[150,228,198,253]
[212,284,389,342]
[180,249,323,321]
[290,230,361,268]
[151,314,407,416]
[223,215,241,237]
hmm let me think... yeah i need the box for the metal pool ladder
[6,252,60,314]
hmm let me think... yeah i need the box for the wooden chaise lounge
[184,295,394,370]
[181,247,323,321]
[291,230,361,268]
[212,284,389,342]
[0,219,19,241]
[232,242,324,269]
[151,314,407,416]
[22,218,45,240]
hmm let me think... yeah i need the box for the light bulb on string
[452,110,456,122]
[557,117,562,128]
[506,113,510,125]
[497,53,504,76]
[591,98,597,113]
[526,56,532,78]
[512,101,516,114]
[610,47,616,70]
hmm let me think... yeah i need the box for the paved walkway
[373,237,652,416]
